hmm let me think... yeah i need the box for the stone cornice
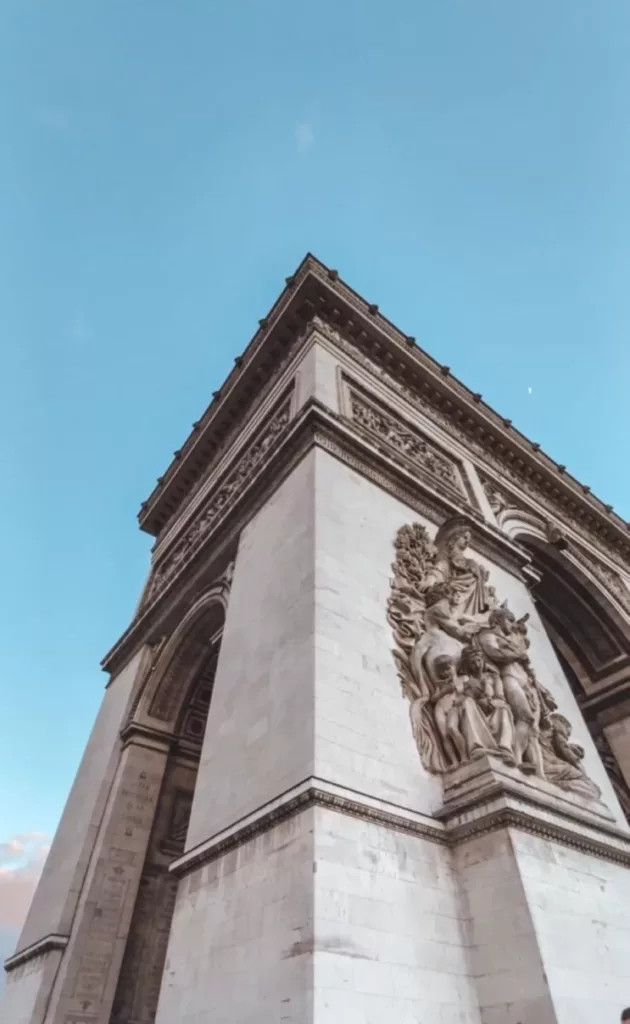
[169,779,446,879]
[168,775,630,882]
[103,397,535,675]
[138,255,630,570]
[4,932,68,974]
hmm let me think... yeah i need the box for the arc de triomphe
[4,255,630,1024]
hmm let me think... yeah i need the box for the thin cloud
[294,122,315,154]
[0,833,50,931]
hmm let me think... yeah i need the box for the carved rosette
[387,515,601,801]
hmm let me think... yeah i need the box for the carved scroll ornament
[387,516,601,801]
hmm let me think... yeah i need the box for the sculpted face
[491,608,515,634]
[434,656,455,683]
[503,611,516,633]
[465,651,484,675]
[449,529,470,556]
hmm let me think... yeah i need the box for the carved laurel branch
[386,522,435,704]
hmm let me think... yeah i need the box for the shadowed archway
[500,514,630,823]
[109,587,228,1024]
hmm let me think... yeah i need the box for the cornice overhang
[138,254,630,564]
[105,399,534,677]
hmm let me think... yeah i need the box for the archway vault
[496,509,630,823]
[111,581,229,1024]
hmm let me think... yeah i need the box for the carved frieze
[387,515,602,801]
[146,400,291,604]
[344,382,470,504]
[314,316,628,569]
[571,547,630,619]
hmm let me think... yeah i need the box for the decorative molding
[312,315,630,567]
[4,932,68,974]
[340,375,474,507]
[144,392,292,607]
[168,779,630,882]
[138,260,319,536]
[570,546,630,619]
[445,804,630,866]
[594,731,630,824]
[308,413,529,580]
[478,468,629,571]
[103,399,540,677]
[480,472,630,621]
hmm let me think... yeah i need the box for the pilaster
[42,732,170,1024]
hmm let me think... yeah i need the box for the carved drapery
[387,515,601,801]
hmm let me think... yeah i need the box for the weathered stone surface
[6,258,630,1024]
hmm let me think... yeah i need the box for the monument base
[439,756,630,1024]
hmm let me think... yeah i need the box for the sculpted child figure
[431,654,497,767]
[458,645,516,765]
[476,606,545,776]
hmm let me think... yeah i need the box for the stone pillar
[1,649,148,1024]
[153,452,319,1024]
[42,729,170,1024]
[442,755,630,1023]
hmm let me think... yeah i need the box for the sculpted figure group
[387,516,600,800]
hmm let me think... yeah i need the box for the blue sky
[1,0,630,946]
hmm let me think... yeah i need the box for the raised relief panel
[341,376,476,508]
[387,515,601,801]
[146,392,294,605]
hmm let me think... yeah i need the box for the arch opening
[110,601,225,1024]
[518,534,630,822]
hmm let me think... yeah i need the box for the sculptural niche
[387,516,601,800]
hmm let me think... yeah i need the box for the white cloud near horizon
[0,833,50,932]
[294,122,315,154]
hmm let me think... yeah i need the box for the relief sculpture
[387,515,601,801]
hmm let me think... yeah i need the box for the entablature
[138,255,630,573]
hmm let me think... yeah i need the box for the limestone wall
[185,451,316,850]
[313,806,480,1024]
[154,811,315,1024]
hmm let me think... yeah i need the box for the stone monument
[4,254,630,1024]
